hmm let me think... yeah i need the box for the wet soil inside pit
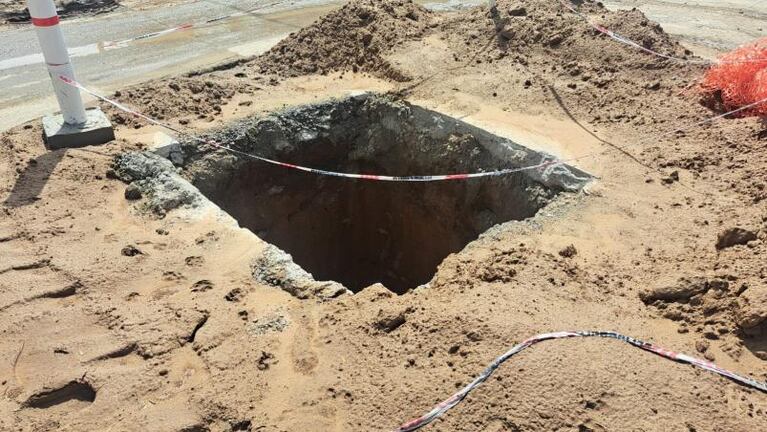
[182,94,591,294]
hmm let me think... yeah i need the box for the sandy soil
[1,0,766,431]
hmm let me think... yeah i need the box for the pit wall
[179,93,592,194]
[115,93,592,298]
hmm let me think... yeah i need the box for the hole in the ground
[183,94,591,294]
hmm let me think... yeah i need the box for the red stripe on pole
[31,15,60,27]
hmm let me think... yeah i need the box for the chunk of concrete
[42,107,114,149]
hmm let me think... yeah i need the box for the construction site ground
[1,0,766,431]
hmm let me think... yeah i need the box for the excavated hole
[184,94,591,294]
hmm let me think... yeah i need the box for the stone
[121,245,142,256]
[639,276,709,303]
[559,244,577,258]
[124,184,142,200]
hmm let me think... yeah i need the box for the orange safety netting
[700,37,767,117]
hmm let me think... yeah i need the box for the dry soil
[1,0,766,431]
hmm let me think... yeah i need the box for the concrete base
[42,107,115,149]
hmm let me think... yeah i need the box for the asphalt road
[0,0,764,131]
[0,0,348,131]
[602,0,767,56]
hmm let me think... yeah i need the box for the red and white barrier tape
[59,75,767,183]
[558,0,767,65]
[393,330,767,431]
[59,75,566,181]
[102,0,284,50]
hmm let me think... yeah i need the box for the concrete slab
[42,107,114,149]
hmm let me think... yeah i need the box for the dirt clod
[124,184,142,200]
[716,227,758,250]
[121,245,142,257]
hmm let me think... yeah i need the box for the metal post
[27,0,87,125]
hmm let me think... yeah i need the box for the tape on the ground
[393,330,767,432]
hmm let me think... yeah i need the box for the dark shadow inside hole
[209,162,544,294]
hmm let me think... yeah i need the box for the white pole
[27,0,87,125]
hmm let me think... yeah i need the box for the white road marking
[0,43,101,71]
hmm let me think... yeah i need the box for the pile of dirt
[0,0,119,24]
[252,0,437,81]
[103,75,241,128]
[640,272,767,361]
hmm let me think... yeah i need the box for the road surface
[602,0,766,57]
[0,0,764,131]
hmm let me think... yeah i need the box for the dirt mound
[435,0,700,122]
[252,0,436,81]
[102,76,239,128]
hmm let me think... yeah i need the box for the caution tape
[558,0,767,65]
[59,75,566,181]
[58,75,767,182]
[59,75,767,184]
[393,330,767,431]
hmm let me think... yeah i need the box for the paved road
[0,0,349,131]
[0,0,764,131]
[603,0,766,57]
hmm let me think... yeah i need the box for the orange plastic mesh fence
[701,38,767,117]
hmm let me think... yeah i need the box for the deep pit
[180,94,591,294]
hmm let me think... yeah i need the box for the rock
[639,276,709,303]
[124,184,142,200]
[121,245,142,257]
[716,227,757,250]
[250,315,289,334]
[661,170,679,184]
[252,245,351,300]
[695,340,709,353]
[256,351,277,370]
[374,312,406,333]
[112,152,199,214]
[559,244,577,258]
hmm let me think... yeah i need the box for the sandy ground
[1,0,767,431]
